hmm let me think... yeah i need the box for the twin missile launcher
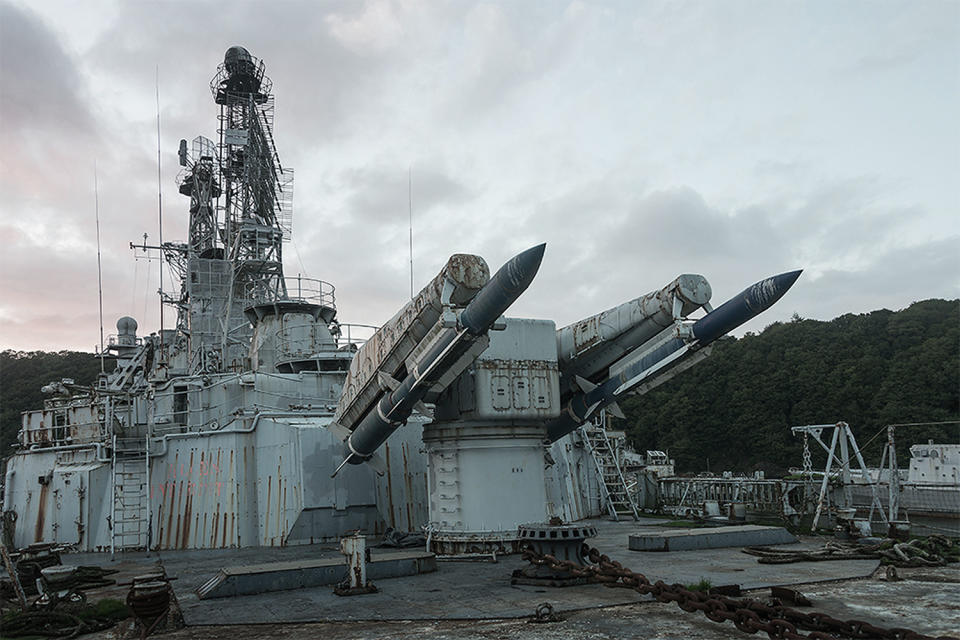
[325,238,800,551]
[544,269,803,443]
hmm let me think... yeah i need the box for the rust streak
[156,503,164,549]
[265,475,272,545]
[209,510,216,548]
[175,511,182,550]
[35,483,49,542]
[385,443,395,527]
[402,443,413,530]
[165,484,176,549]
[174,478,184,547]
[277,460,283,546]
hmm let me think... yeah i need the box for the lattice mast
[211,46,293,302]
[170,47,296,373]
[178,136,221,257]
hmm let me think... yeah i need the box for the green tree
[619,299,960,475]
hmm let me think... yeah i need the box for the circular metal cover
[132,581,169,597]
[517,523,598,540]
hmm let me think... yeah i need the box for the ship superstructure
[3,47,411,553]
[1,46,801,555]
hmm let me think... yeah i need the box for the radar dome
[117,316,138,334]
[224,46,253,69]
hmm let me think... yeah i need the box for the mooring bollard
[334,531,377,596]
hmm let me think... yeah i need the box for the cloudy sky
[1,0,957,352]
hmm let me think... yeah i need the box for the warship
[0,45,803,558]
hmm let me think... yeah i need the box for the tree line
[617,299,959,475]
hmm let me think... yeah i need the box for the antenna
[408,165,413,300]
[95,162,105,374]
[156,65,165,352]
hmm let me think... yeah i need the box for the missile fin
[365,451,388,476]
[377,371,401,392]
[331,450,387,478]
[583,401,602,422]
[326,421,352,441]
[606,402,626,420]
[574,375,598,393]
[414,401,434,419]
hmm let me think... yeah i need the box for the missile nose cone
[504,243,547,293]
[691,268,802,346]
[460,243,546,334]
[744,269,803,314]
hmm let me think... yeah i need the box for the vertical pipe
[146,432,152,552]
[888,426,899,522]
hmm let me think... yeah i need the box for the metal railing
[336,323,379,349]
[244,275,336,308]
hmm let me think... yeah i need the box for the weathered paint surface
[4,451,111,551]
[21,405,105,446]
[335,254,490,431]
[4,414,598,552]
[376,421,429,533]
[544,431,604,523]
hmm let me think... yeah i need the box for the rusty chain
[518,543,956,640]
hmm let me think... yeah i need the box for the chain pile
[742,535,959,568]
[0,609,116,638]
[520,543,956,640]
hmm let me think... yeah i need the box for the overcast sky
[1,0,957,352]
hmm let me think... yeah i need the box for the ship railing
[336,323,379,350]
[106,334,144,348]
[657,476,787,513]
[274,320,379,358]
[210,55,272,102]
[274,318,336,359]
[148,372,339,435]
[244,276,336,309]
[19,420,110,448]
[274,321,378,356]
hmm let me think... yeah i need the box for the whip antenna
[95,162,105,374]
[156,65,165,352]
[408,166,413,300]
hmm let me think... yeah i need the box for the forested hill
[0,351,112,455]
[618,298,959,476]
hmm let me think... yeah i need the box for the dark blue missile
[334,244,547,474]
[690,269,803,346]
[545,269,802,443]
[460,243,546,334]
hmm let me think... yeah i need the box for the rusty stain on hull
[35,483,49,542]
[385,443,395,527]
[265,475,272,545]
[402,443,413,530]
[276,458,283,546]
